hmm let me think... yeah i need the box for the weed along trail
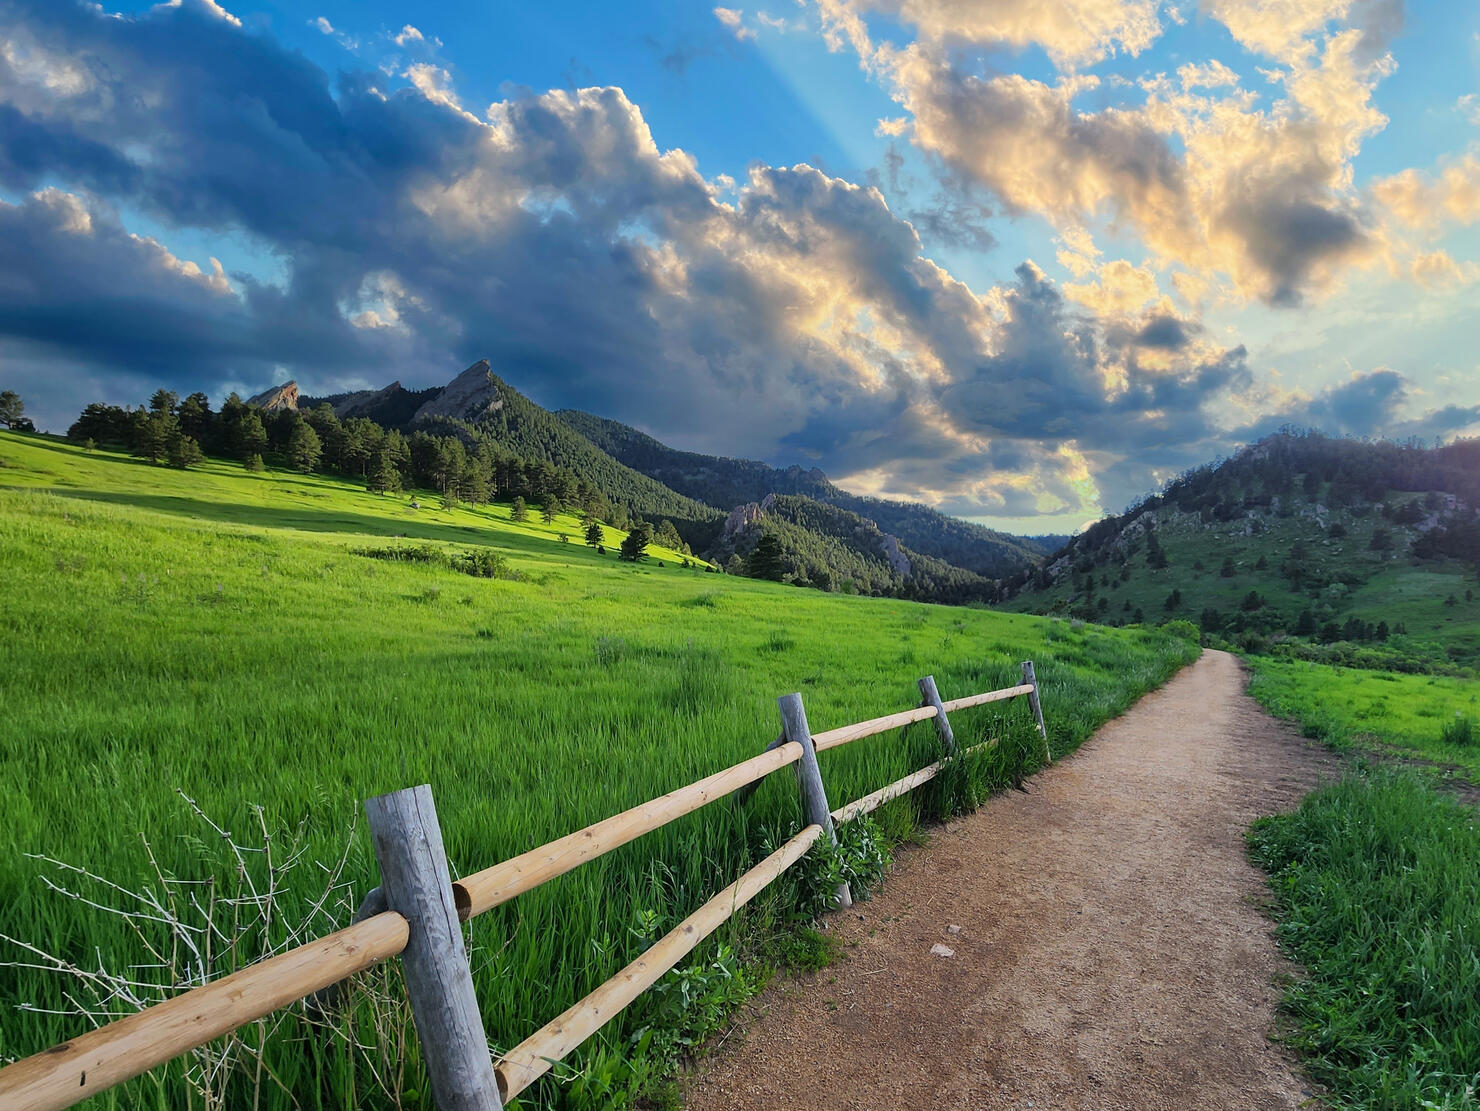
[684,649,1341,1111]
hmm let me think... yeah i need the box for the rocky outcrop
[246,381,299,412]
[412,359,502,425]
[721,493,777,543]
[879,532,911,577]
[330,381,406,420]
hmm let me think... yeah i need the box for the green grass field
[1249,770,1480,1110]
[0,431,1199,1109]
[1245,656,1480,782]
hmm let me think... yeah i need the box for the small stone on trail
[930,943,955,958]
[946,924,961,935]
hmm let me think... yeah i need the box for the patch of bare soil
[682,649,1342,1111]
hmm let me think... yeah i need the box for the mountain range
[298,360,1042,600]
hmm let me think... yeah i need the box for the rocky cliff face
[329,381,406,420]
[879,532,911,577]
[412,359,502,424]
[722,493,776,543]
[246,381,299,412]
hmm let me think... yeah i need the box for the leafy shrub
[1439,713,1474,747]
[351,543,522,582]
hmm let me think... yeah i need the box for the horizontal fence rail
[0,661,1050,1111]
[454,741,805,920]
[496,823,825,1100]
[0,913,411,1111]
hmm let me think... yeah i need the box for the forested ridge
[556,409,1041,576]
[1003,430,1480,672]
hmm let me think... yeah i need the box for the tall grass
[1245,656,1480,782]
[0,433,1200,1108]
[1248,769,1480,1110]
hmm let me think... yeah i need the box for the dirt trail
[684,649,1340,1111]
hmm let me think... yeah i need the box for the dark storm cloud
[1237,370,1480,444]
[2,0,1468,521]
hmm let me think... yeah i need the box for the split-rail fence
[0,662,1050,1110]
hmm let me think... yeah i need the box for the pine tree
[0,390,23,429]
[288,422,322,472]
[510,496,528,522]
[654,519,683,551]
[584,522,603,547]
[368,449,402,494]
[542,494,563,524]
[132,408,176,463]
[620,522,653,562]
[233,410,269,460]
[746,532,786,581]
[168,434,204,469]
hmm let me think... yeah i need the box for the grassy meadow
[0,431,1200,1109]
[1245,656,1480,782]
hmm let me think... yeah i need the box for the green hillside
[426,374,723,539]
[0,430,1198,1110]
[711,492,997,603]
[554,409,1041,576]
[1002,432,1480,673]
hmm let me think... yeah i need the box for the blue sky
[2,0,1477,531]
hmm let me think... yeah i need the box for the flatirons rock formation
[412,359,503,425]
[246,381,299,412]
[327,381,407,420]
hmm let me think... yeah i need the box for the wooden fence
[0,662,1050,1111]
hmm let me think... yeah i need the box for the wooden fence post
[776,693,853,909]
[1021,660,1051,764]
[365,786,504,1111]
[916,675,957,756]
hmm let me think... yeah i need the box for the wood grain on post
[366,785,503,1111]
[777,692,852,909]
[454,741,803,919]
[940,683,1034,713]
[916,675,957,756]
[495,823,824,1100]
[1022,660,1051,763]
[811,704,938,751]
[0,912,409,1111]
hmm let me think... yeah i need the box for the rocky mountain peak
[246,381,298,412]
[412,359,500,425]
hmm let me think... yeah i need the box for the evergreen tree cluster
[66,391,660,535]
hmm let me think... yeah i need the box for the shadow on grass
[35,486,626,565]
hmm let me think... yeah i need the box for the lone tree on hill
[542,494,562,524]
[746,532,786,581]
[584,522,603,547]
[0,390,25,429]
[620,522,653,562]
[288,422,322,472]
[510,496,528,522]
